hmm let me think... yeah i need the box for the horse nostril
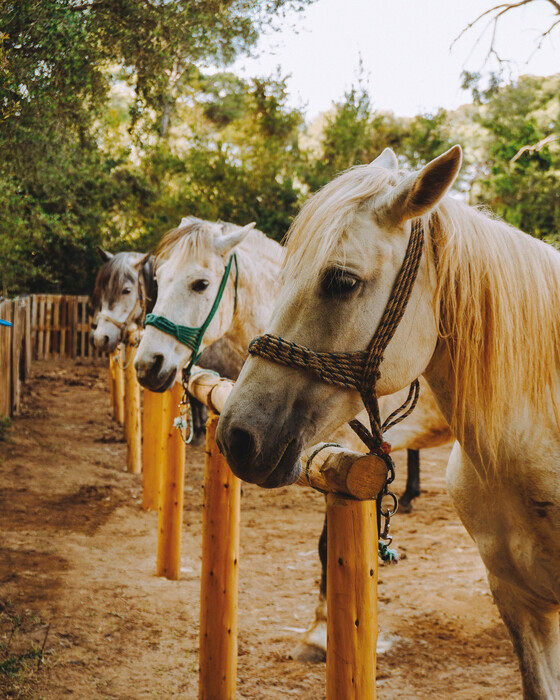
[151,354,164,376]
[103,335,110,348]
[227,427,256,465]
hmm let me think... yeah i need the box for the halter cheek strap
[145,252,238,375]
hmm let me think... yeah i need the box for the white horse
[217,145,560,698]
[134,215,452,659]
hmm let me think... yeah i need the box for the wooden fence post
[199,412,241,700]
[156,381,185,580]
[113,346,125,425]
[109,352,117,419]
[123,338,141,474]
[23,297,32,379]
[326,495,378,700]
[142,388,164,511]
[0,300,12,417]
[184,369,383,698]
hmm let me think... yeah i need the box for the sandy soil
[0,358,522,699]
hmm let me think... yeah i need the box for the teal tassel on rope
[378,541,399,564]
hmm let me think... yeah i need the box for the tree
[304,85,377,191]
[0,0,314,293]
[466,74,560,239]
[110,72,306,250]
[455,0,560,65]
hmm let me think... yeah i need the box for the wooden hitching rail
[185,367,384,700]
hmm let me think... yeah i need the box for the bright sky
[234,0,560,119]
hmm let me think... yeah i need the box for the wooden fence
[0,294,100,418]
[30,295,100,360]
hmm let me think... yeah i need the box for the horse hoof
[295,642,326,663]
[399,497,413,513]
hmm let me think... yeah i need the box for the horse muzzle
[91,328,120,354]
[216,405,304,488]
[134,351,177,392]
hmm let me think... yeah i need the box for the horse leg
[487,573,560,700]
[299,510,328,662]
[399,448,420,512]
[447,443,560,699]
[299,504,396,662]
[189,396,207,446]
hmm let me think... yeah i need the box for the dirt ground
[0,358,522,699]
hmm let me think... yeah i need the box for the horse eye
[122,288,132,295]
[321,269,360,298]
[192,279,210,292]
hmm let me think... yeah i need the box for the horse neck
[224,244,283,357]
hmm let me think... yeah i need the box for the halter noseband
[248,219,425,456]
[145,253,239,375]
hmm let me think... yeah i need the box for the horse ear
[370,148,398,172]
[214,223,256,256]
[97,246,114,262]
[132,252,151,269]
[380,145,462,225]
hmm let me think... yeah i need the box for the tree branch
[510,134,559,163]
[452,0,560,65]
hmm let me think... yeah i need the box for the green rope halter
[145,252,238,375]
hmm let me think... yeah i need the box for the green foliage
[305,84,459,193]
[398,110,456,169]
[305,84,378,191]
[0,0,313,293]
[1,0,560,292]
[466,74,560,239]
[112,73,304,247]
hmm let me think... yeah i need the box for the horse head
[134,217,255,392]
[216,146,462,488]
[90,248,152,353]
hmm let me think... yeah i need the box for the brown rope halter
[247,218,425,456]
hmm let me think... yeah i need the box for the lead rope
[248,219,426,563]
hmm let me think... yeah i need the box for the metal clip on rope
[175,376,194,445]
